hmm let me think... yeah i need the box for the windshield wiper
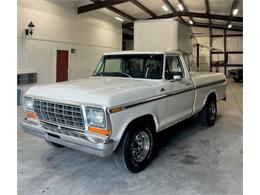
[93,71,103,77]
[93,71,105,80]
[93,72,133,79]
[117,72,133,78]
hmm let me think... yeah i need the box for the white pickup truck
[22,51,226,173]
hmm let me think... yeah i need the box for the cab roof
[104,50,183,56]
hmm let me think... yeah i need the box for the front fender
[109,106,160,150]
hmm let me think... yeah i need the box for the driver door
[165,55,195,126]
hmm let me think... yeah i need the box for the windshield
[93,54,164,79]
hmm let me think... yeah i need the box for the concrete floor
[18,80,243,195]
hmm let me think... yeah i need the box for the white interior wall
[191,26,243,73]
[191,36,210,71]
[18,0,122,94]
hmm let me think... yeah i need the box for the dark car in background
[228,68,243,82]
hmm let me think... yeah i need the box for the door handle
[160,88,166,92]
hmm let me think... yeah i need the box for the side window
[165,56,184,80]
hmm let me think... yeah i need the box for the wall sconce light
[25,21,35,37]
[71,48,77,53]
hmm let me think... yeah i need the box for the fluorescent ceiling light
[115,17,124,22]
[162,4,169,12]
[189,20,193,25]
[232,8,239,15]
[177,3,184,11]
[228,24,232,29]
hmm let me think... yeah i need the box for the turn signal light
[88,126,111,136]
[26,111,37,119]
[110,106,124,113]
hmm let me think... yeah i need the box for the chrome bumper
[21,120,114,157]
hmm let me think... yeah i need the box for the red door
[56,50,69,82]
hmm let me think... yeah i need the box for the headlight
[86,107,105,128]
[24,97,33,111]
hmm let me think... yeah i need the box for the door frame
[164,54,195,126]
[53,46,71,83]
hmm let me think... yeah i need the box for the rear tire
[114,120,155,173]
[199,97,217,126]
[45,140,65,148]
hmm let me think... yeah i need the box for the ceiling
[54,0,243,31]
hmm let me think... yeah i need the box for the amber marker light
[26,111,37,119]
[88,126,111,136]
[110,107,124,113]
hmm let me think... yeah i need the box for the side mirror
[172,75,182,82]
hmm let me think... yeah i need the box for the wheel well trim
[113,113,159,150]
[203,90,218,107]
[123,113,159,133]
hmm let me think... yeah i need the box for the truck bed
[190,71,226,87]
[189,71,227,114]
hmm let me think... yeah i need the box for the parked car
[228,68,243,82]
[22,51,227,173]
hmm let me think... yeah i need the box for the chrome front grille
[41,122,85,138]
[34,99,84,130]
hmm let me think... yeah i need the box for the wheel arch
[126,114,157,132]
[203,90,217,107]
[113,113,158,150]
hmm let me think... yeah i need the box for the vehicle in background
[228,68,243,82]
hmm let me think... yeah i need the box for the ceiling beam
[123,22,243,32]
[107,6,137,21]
[78,0,129,14]
[162,0,186,24]
[183,12,242,22]
[130,0,156,18]
[123,11,243,27]
[194,22,242,32]
[90,0,136,21]
[227,0,239,25]
[156,11,242,22]
[177,0,194,23]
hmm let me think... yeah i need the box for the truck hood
[25,77,162,108]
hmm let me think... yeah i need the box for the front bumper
[21,120,114,157]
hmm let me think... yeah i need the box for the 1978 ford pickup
[22,51,227,173]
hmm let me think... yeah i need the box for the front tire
[114,120,155,173]
[199,97,217,126]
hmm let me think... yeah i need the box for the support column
[209,27,212,72]
[196,43,200,70]
[224,29,227,75]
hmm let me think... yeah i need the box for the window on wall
[17,73,37,85]
[165,56,184,80]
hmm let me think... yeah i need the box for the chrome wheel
[131,131,151,163]
[208,102,216,121]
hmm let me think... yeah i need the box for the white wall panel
[197,37,210,71]
[228,54,243,64]
[212,37,224,51]
[227,37,243,51]
[17,0,122,95]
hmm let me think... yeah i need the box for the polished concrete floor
[17,80,243,195]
